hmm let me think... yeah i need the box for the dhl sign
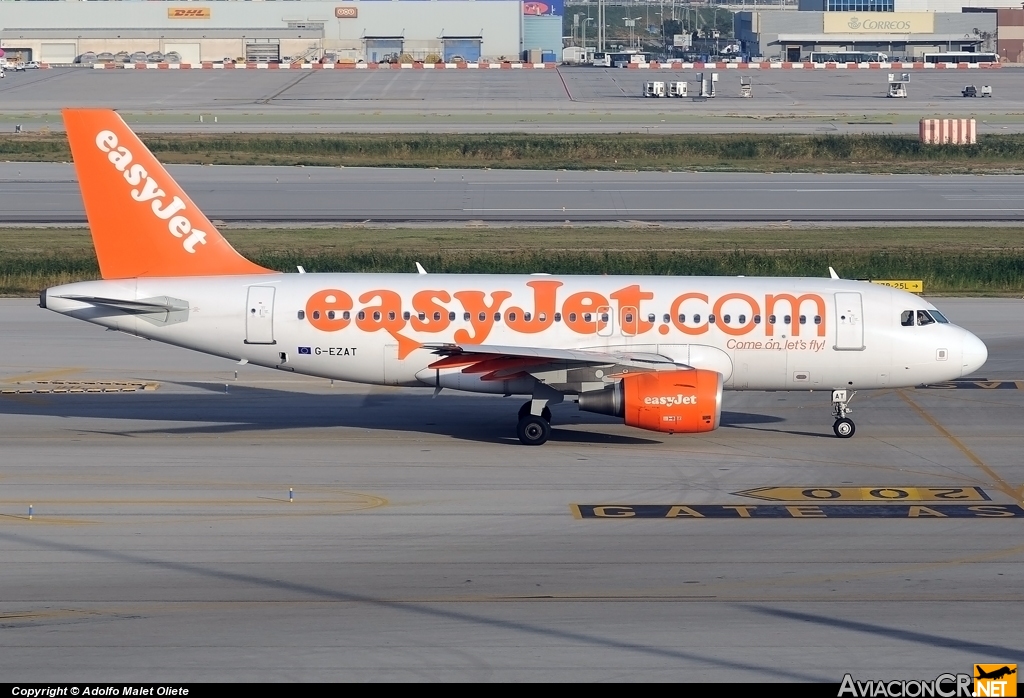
[335,7,358,18]
[168,8,211,19]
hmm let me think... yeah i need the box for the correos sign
[823,12,935,34]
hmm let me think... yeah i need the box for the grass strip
[4,226,1024,297]
[4,132,1024,173]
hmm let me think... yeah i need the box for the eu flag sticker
[298,346,312,355]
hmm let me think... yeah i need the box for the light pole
[598,0,605,53]
[626,17,642,50]
[582,17,594,54]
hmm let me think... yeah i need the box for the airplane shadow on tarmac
[744,605,1024,661]
[724,422,837,439]
[0,381,785,446]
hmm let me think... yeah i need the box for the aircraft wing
[422,342,684,385]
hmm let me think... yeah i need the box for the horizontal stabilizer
[57,294,190,326]
[59,295,184,312]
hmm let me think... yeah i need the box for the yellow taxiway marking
[734,486,989,502]
[0,497,380,506]
[0,367,84,384]
[0,490,387,526]
[0,381,158,394]
[0,512,98,526]
[0,608,111,623]
[521,539,1024,603]
[898,390,1024,504]
[570,503,1020,518]
[0,392,49,406]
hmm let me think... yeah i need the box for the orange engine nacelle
[578,369,723,434]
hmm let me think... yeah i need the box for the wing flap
[425,343,637,366]
[423,343,686,386]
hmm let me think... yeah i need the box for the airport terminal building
[0,0,562,65]
[734,0,1018,62]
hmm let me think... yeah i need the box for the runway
[2,67,1023,134]
[3,162,1024,223]
[1,297,1022,680]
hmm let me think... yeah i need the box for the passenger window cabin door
[245,286,276,345]
[620,306,638,337]
[834,292,864,351]
[597,305,614,337]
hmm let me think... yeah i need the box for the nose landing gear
[833,417,855,438]
[831,389,856,438]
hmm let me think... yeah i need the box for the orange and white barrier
[61,60,1006,71]
[919,118,977,145]
[112,61,557,70]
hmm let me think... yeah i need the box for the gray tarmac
[1,66,1023,133]
[1,296,1022,681]
[3,162,1024,224]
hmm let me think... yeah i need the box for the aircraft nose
[961,330,988,377]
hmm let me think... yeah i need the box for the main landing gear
[517,400,553,445]
[831,389,857,439]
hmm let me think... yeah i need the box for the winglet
[415,262,428,275]
[829,266,840,280]
[63,108,274,279]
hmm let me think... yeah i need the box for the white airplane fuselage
[43,273,987,393]
[48,108,990,444]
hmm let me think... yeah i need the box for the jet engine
[578,369,723,434]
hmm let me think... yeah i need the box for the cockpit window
[901,310,914,327]
[917,310,935,326]
[930,310,950,324]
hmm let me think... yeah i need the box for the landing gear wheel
[518,401,552,422]
[517,415,551,446]
[833,418,855,439]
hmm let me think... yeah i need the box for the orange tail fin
[63,109,274,279]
